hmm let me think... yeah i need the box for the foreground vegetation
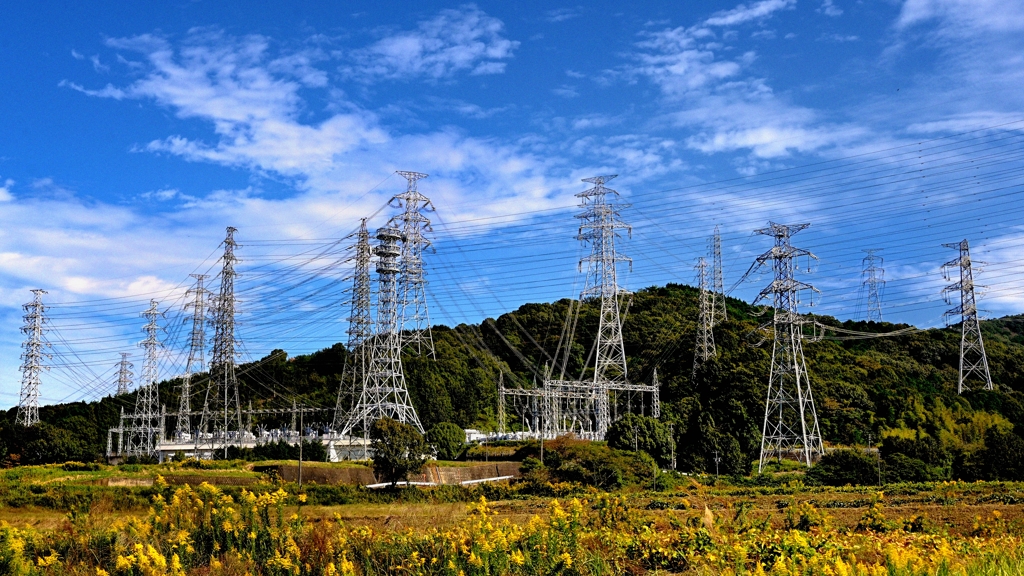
[4,472,1024,575]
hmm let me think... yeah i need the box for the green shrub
[806,449,879,486]
[62,461,101,472]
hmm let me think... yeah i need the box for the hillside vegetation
[4,284,1024,480]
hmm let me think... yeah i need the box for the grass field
[3,462,1024,574]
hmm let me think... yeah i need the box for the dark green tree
[427,422,466,461]
[606,413,674,466]
[370,417,428,486]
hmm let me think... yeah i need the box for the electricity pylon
[16,289,48,427]
[343,224,424,435]
[177,274,208,441]
[942,239,993,393]
[711,225,727,325]
[750,222,823,471]
[577,174,632,438]
[333,219,374,432]
[862,249,884,322]
[392,171,435,357]
[198,227,245,456]
[115,353,133,395]
[126,300,163,456]
[693,257,716,380]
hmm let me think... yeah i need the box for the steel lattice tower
[343,224,424,435]
[391,171,435,356]
[577,174,631,438]
[862,249,885,322]
[126,299,162,456]
[711,225,727,325]
[751,222,823,471]
[942,239,993,393]
[16,289,48,427]
[177,274,208,440]
[692,257,716,379]
[115,353,133,395]
[198,227,245,455]
[333,219,374,432]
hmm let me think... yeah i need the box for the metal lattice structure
[198,227,245,456]
[177,274,208,441]
[711,225,727,325]
[942,239,993,393]
[499,176,659,440]
[124,300,163,456]
[862,249,885,322]
[115,353,133,396]
[750,222,823,471]
[343,224,424,435]
[16,289,48,427]
[392,171,435,357]
[693,257,716,379]
[333,219,374,432]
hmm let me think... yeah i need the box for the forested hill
[4,283,1024,474]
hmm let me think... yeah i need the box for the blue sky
[2,0,1024,406]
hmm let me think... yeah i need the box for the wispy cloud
[819,0,843,17]
[620,0,862,161]
[343,5,519,81]
[898,0,1024,34]
[703,0,795,27]
[0,179,13,202]
[544,8,581,23]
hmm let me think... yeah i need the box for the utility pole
[710,225,727,325]
[862,249,884,322]
[669,422,676,470]
[128,300,163,456]
[750,222,824,472]
[577,175,631,438]
[298,405,304,487]
[115,353,133,396]
[199,227,244,457]
[343,224,425,435]
[178,274,208,441]
[868,432,881,486]
[392,171,435,357]
[334,219,374,434]
[692,257,716,380]
[16,289,48,427]
[942,239,993,393]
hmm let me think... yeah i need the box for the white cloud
[623,1,863,161]
[59,27,579,241]
[818,33,859,42]
[703,0,796,27]
[545,8,581,23]
[819,0,843,17]
[898,0,1024,33]
[71,49,84,60]
[552,85,579,98]
[0,179,13,202]
[91,54,109,73]
[344,6,519,81]
[59,80,128,100]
